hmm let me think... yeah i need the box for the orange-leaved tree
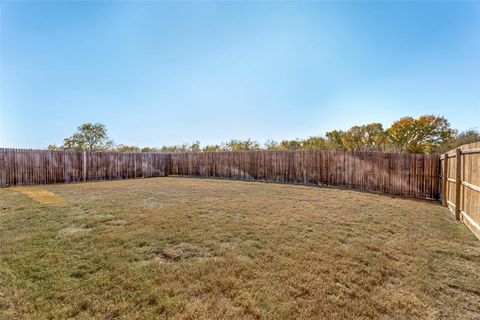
[386,115,455,154]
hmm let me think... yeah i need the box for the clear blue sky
[1,1,479,148]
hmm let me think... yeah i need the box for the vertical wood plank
[455,148,462,220]
[442,153,448,206]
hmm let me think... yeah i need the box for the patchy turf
[0,177,479,319]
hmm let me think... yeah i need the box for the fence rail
[440,141,480,239]
[0,148,440,200]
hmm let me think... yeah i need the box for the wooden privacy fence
[0,148,440,200]
[170,151,440,199]
[440,141,480,239]
[0,148,170,186]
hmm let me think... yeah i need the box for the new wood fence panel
[460,142,480,238]
[440,141,480,239]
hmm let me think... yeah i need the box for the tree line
[48,115,479,154]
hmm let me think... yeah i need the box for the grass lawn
[0,177,479,319]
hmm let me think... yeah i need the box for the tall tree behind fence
[440,141,480,239]
[0,148,440,199]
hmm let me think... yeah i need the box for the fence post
[442,153,448,206]
[83,151,87,182]
[455,148,461,220]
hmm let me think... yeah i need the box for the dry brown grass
[0,177,479,319]
[9,187,66,205]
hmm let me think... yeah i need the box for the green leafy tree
[341,123,386,151]
[224,139,260,151]
[325,130,347,150]
[203,145,223,152]
[279,139,303,151]
[116,145,141,152]
[302,136,328,151]
[434,128,480,153]
[141,147,160,153]
[47,144,62,151]
[159,142,201,153]
[160,144,188,153]
[189,141,201,152]
[62,123,114,151]
[264,139,279,151]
